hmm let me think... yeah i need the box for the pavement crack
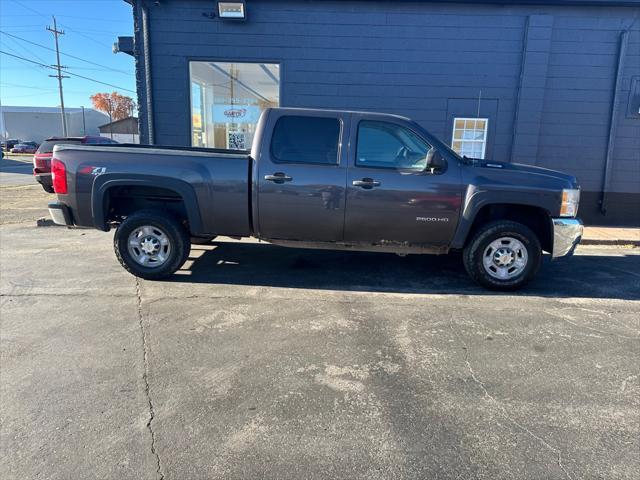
[135,278,165,480]
[449,319,579,480]
[545,308,639,340]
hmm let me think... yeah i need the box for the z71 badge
[79,166,107,176]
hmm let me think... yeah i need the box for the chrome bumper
[48,202,73,226]
[552,218,583,258]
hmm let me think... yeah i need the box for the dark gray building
[124,0,640,225]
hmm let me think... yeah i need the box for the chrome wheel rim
[482,237,528,280]
[127,225,171,267]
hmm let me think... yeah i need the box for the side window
[356,120,432,171]
[271,115,340,164]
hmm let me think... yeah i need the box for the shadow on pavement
[170,241,640,300]
[0,158,34,174]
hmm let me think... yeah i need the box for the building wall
[100,133,140,143]
[2,109,109,143]
[138,0,640,225]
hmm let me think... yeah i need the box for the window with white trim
[451,118,488,159]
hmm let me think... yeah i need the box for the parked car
[2,139,22,151]
[47,108,583,290]
[11,143,38,154]
[33,136,118,193]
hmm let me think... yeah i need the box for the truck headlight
[560,189,580,217]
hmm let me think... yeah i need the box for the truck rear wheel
[114,210,190,280]
[463,220,541,291]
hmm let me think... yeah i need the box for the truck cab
[253,108,463,251]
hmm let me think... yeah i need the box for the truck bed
[52,143,252,236]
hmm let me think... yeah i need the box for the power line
[0,31,49,64]
[0,42,47,73]
[0,82,106,96]
[0,31,133,76]
[8,0,124,48]
[62,25,113,49]
[57,15,131,24]
[62,70,135,94]
[9,0,50,19]
[0,50,136,93]
[0,82,58,90]
[2,91,58,99]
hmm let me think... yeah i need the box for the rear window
[270,115,340,165]
[36,139,82,154]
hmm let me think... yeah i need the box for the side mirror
[425,148,446,173]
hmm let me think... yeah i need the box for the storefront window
[189,61,280,150]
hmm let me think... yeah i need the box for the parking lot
[1,157,639,479]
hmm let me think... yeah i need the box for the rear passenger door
[256,111,350,242]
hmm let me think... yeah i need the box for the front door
[344,115,462,247]
[257,111,350,242]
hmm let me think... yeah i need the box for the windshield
[36,139,82,154]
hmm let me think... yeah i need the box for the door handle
[352,178,380,189]
[264,172,293,183]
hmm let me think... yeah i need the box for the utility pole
[81,106,86,135]
[47,16,68,136]
[107,98,113,140]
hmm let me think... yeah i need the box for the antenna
[47,16,69,137]
[476,89,482,118]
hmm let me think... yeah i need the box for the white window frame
[451,117,489,159]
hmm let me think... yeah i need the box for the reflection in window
[451,118,488,159]
[356,121,432,170]
[189,62,280,149]
[271,116,340,164]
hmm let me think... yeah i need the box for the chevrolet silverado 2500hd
[48,108,583,290]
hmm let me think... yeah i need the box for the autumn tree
[90,92,135,122]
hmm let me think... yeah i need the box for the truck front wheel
[114,210,191,280]
[463,220,542,291]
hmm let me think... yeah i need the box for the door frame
[252,108,352,240]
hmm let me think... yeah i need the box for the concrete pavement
[1,218,639,479]
[0,155,35,186]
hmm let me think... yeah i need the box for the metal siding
[143,0,640,224]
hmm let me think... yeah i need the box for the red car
[11,143,38,154]
[34,136,118,192]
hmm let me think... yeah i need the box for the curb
[581,239,640,247]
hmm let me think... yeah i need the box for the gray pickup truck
[48,107,583,290]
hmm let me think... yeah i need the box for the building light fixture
[218,1,246,20]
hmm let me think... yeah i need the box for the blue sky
[0,0,136,109]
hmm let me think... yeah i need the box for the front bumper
[552,218,583,258]
[48,202,73,226]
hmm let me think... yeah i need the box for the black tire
[114,209,191,280]
[190,236,216,245]
[463,220,542,291]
